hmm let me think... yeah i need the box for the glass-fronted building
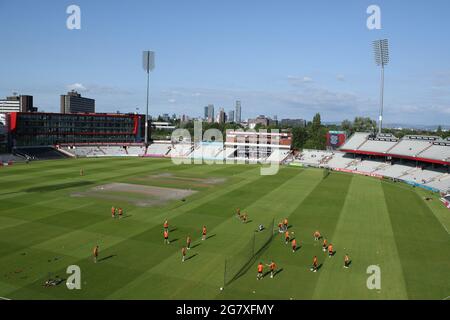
[8,112,147,147]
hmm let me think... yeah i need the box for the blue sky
[1,0,449,125]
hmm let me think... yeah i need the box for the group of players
[93,206,351,281]
[256,219,351,280]
[111,206,124,219]
[163,219,208,262]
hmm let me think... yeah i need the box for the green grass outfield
[0,157,449,300]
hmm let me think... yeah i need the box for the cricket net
[223,218,275,287]
[323,168,331,179]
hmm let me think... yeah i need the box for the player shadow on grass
[262,268,283,279]
[274,268,283,277]
[98,254,117,262]
[170,238,179,243]
[185,253,198,261]
[206,234,216,240]
[190,243,201,249]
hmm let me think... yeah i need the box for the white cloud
[66,83,87,92]
[287,75,314,86]
[336,74,345,81]
[66,83,133,95]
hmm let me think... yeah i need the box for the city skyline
[1,1,450,125]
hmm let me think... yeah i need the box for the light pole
[142,51,155,145]
[373,39,389,135]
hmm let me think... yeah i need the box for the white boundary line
[442,224,449,235]
[0,297,11,300]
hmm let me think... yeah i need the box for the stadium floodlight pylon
[142,51,155,146]
[373,39,389,135]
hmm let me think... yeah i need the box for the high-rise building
[280,119,306,128]
[204,106,209,120]
[0,95,35,113]
[235,100,242,123]
[206,104,214,123]
[60,90,95,114]
[227,110,235,123]
[218,108,225,124]
[248,115,269,129]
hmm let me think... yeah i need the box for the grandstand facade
[225,130,292,163]
[7,112,147,147]
[340,133,450,165]
[293,132,450,194]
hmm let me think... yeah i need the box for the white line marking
[0,297,11,300]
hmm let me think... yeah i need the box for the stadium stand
[215,147,237,161]
[145,143,171,157]
[346,159,386,173]
[324,152,354,169]
[14,147,70,160]
[417,142,450,161]
[340,132,450,165]
[265,149,291,163]
[126,146,147,156]
[190,143,224,160]
[340,132,371,150]
[61,145,147,157]
[400,167,446,184]
[358,138,398,153]
[371,163,416,178]
[291,133,450,193]
[0,154,25,163]
[427,174,450,193]
[167,143,193,158]
[294,149,333,166]
[388,136,437,157]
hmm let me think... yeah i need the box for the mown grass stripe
[382,181,450,299]
[312,175,408,299]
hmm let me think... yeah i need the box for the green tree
[341,119,353,134]
[291,127,309,150]
[353,117,376,133]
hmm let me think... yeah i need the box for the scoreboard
[326,131,346,148]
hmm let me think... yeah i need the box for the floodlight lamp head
[143,51,155,73]
[373,39,389,66]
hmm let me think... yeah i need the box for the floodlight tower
[142,51,155,145]
[373,39,389,135]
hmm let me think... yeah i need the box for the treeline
[383,126,450,139]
